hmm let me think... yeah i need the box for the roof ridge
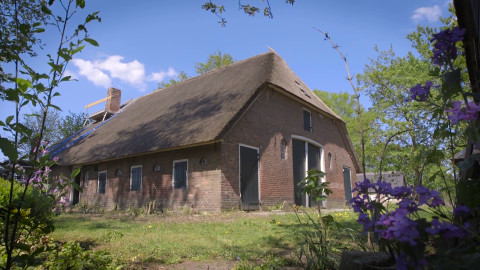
[154,51,275,92]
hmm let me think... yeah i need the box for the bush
[0,177,56,266]
[40,241,122,270]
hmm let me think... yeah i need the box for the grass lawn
[50,209,362,267]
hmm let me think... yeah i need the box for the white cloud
[62,69,78,80]
[71,59,111,88]
[96,55,146,89]
[148,67,178,82]
[412,5,442,23]
[71,55,178,91]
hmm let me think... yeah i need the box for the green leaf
[58,50,72,61]
[85,11,100,23]
[60,76,71,82]
[5,89,20,103]
[6,115,14,124]
[33,27,45,33]
[0,137,18,161]
[76,0,85,8]
[16,78,32,92]
[41,2,53,15]
[71,45,85,55]
[48,104,62,111]
[48,62,63,73]
[84,38,99,46]
[71,168,81,179]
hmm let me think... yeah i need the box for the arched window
[281,140,287,160]
[328,152,332,170]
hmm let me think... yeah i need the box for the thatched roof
[53,51,359,170]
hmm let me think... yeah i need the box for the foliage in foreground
[40,241,122,270]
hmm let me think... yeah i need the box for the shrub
[40,241,122,270]
[0,178,55,266]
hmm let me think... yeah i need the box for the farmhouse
[50,51,362,211]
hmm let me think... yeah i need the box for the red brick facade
[221,86,357,209]
[52,86,357,211]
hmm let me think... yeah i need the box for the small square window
[98,171,107,194]
[173,160,188,189]
[130,165,142,191]
[303,109,312,132]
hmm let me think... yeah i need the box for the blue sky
[2,0,451,126]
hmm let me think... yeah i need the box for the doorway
[239,145,259,210]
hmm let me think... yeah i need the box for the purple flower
[376,209,419,246]
[53,156,59,162]
[391,186,413,199]
[431,27,466,66]
[353,178,374,193]
[464,101,480,121]
[398,198,418,213]
[358,213,373,232]
[374,179,393,195]
[408,81,432,102]
[350,194,372,213]
[453,205,470,217]
[446,101,480,124]
[426,219,467,238]
[416,186,444,207]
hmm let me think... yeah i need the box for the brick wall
[51,87,359,212]
[52,143,223,212]
[221,86,358,209]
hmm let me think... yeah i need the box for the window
[281,140,287,160]
[173,160,188,189]
[98,171,107,194]
[130,165,142,191]
[303,109,312,132]
[328,153,332,170]
[84,171,89,187]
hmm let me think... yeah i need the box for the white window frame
[303,108,312,132]
[98,170,107,194]
[84,171,89,187]
[130,165,142,191]
[172,159,188,189]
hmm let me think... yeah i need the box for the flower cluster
[350,178,474,270]
[430,27,466,66]
[408,81,433,102]
[376,208,419,246]
[445,100,480,124]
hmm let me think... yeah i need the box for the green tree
[357,9,466,189]
[195,50,234,74]
[59,111,87,139]
[20,110,86,159]
[314,90,379,172]
[0,0,50,97]
[358,47,437,186]
[156,71,190,90]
